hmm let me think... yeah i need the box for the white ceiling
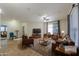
[0,3,72,22]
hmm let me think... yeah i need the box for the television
[33,28,41,33]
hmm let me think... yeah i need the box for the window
[53,22,58,34]
[48,21,60,34]
[48,23,53,34]
[69,6,78,46]
[0,25,7,31]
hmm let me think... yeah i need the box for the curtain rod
[69,3,78,15]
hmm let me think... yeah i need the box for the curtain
[47,20,60,34]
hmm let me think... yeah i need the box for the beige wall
[1,19,27,38]
[1,18,68,38]
[60,18,67,34]
[26,22,43,37]
[26,18,68,37]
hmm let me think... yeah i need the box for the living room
[0,3,79,56]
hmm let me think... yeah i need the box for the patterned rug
[33,39,52,56]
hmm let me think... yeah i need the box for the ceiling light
[41,15,51,22]
[41,15,46,20]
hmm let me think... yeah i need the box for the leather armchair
[22,35,34,48]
